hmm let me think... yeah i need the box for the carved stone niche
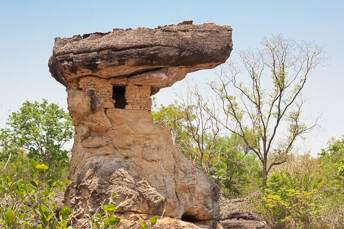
[48,21,232,228]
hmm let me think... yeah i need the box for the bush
[0,154,70,228]
[256,171,321,228]
[211,136,261,197]
[317,138,344,228]
[255,152,344,228]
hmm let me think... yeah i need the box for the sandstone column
[48,21,232,228]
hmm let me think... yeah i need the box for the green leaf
[149,216,158,226]
[102,203,116,214]
[34,163,49,172]
[37,204,52,225]
[30,180,39,188]
[111,192,117,201]
[104,216,120,227]
[140,220,147,229]
[60,206,72,220]
[4,208,15,226]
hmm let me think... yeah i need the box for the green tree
[317,137,344,227]
[0,154,71,228]
[255,151,344,228]
[319,137,344,199]
[319,137,344,187]
[211,135,261,197]
[0,100,73,166]
[152,104,193,156]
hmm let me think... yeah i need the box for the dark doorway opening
[112,86,127,109]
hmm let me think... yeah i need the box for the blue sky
[0,0,343,154]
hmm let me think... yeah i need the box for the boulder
[218,197,269,229]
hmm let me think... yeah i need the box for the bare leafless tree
[208,35,322,185]
[153,87,221,173]
[179,86,221,173]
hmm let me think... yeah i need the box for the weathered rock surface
[218,197,269,229]
[48,21,232,228]
[65,110,220,227]
[114,216,209,229]
[49,21,232,88]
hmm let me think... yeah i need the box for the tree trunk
[262,161,268,187]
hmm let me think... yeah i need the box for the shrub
[0,154,70,228]
[256,171,322,228]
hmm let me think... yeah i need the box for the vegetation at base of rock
[0,153,70,228]
[0,154,158,228]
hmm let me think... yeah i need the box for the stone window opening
[113,85,127,109]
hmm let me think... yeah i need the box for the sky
[0,0,343,155]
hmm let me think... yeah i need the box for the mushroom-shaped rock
[49,22,232,229]
[49,22,232,89]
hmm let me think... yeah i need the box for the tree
[153,88,222,174]
[208,35,322,185]
[319,137,344,197]
[152,103,193,157]
[179,87,221,172]
[0,100,73,165]
[211,135,261,197]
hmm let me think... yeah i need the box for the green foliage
[255,150,344,228]
[35,163,49,172]
[4,208,15,226]
[0,100,73,183]
[257,171,321,228]
[138,216,158,229]
[91,202,121,228]
[338,160,344,177]
[149,216,158,226]
[91,199,159,228]
[0,155,157,228]
[152,104,192,155]
[0,100,73,165]
[210,136,261,197]
[317,137,344,228]
[0,154,70,228]
[319,137,344,194]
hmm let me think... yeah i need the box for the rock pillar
[48,21,232,228]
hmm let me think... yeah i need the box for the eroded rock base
[65,95,219,227]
